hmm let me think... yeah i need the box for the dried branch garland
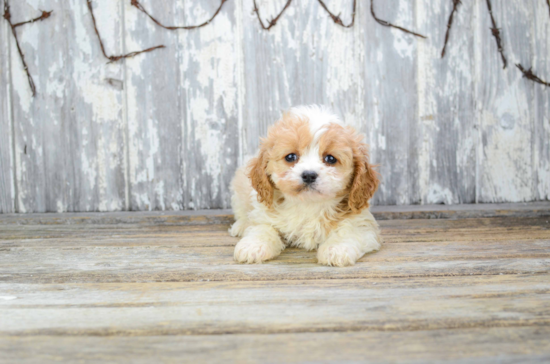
[253,0,423,35]
[516,64,550,87]
[252,0,292,31]
[485,0,506,69]
[5,0,549,94]
[3,0,52,96]
[131,0,228,30]
[317,0,356,28]
[86,0,164,63]
[370,0,426,38]
[253,0,358,31]
[441,0,461,58]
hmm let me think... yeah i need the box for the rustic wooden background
[0,0,548,213]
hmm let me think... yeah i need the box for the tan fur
[248,150,274,208]
[319,124,379,213]
[348,139,379,213]
[248,113,314,205]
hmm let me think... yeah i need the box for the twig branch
[441,0,461,58]
[547,0,550,18]
[106,45,166,63]
[253,0,292,31]
[131,0,228,30]
[3,0,53,97]
[13,10,52,28]
[317,0,356,28]
[370,0,426,38]
[516,64,550,87]
[86,0,164,63]
[485,0,506,69]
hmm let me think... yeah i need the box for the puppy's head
[248,106,378,212]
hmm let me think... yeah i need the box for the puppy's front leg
[234,225,285,264]
[317,224,381,267]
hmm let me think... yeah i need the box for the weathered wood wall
[0,0,548,213]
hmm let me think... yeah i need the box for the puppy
[229,105,381,267]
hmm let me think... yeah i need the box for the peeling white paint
[73,0,93,56]
[56,200,65,213]
[391,1,415,60]
[427,184,454,205]
[479,104,532,202]
[324,26,356,102]
[154,180,166,211]
[191,96,222,199]
[81,80,121,122]
[81,149,97,192]
[10,40,32,113]
[416,14,438,202]
[1,0,548,213]
[145,118,159,183]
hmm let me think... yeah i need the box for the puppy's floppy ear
[247,145,274,208]
[348,143,379,213]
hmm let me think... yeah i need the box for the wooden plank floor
[1,204,550,363]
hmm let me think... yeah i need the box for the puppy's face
[266,119,354,201]
[249,107,378,212]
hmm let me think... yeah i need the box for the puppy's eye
[324,155,337,165]
[285,153,298,162]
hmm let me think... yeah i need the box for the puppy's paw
[229,219,248,237]
[317,242,361,267]
[234,237,281,264]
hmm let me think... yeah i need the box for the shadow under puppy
[230,105,381,267]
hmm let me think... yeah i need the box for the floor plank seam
[4,319,550,338]
[2,271,549,284]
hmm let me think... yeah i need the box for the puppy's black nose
[302,171,318,184]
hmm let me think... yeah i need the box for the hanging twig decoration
[318,0,356,28]
[370,0,426,38]
[132,0,228,30]
[3,0,549,94]
[3,0,52,96]
[86,0,164,63]
[485,0,507,69]
[441,0,461,58]
[516,64,550,87]
[253,0,357,30]
[252,0,292,31]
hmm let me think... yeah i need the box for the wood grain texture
[124,0,183,211]
[241,0,360,155]
[361,0,419,205]
[416,0,476,204]
[1,1,549,212]
[1,275,550,335]
[1,201,549,225]
[0,16,14,213]
[178,0,240,210]
[1,215,549,241]
[475,0,535,203]
[532,0,550,201]
[1,327,549,363]
[1,217,549,284]
[10,0,127,213]
[0,213,549,362]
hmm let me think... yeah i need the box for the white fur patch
[282,105,346,199]
[289,105,342,136]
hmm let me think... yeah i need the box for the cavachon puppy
[229,105,381,267]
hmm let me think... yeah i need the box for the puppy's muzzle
[301,171,318,185]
